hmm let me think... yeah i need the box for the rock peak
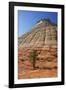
[37,18,51,23]
[19,18,57,48]
[36,18,56,26]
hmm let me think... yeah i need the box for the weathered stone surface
[19,19,57,48]
[18,19,57,79]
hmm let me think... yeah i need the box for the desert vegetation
[29,50,38,70]
[18,47,57,79]
[18,19,57,79]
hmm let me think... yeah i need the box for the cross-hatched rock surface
[19,19,57,48]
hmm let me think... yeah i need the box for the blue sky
[18,10,57,37]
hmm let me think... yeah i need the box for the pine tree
[29,49,38,70]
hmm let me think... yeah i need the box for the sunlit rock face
[18,19,57,79]
[18,19,57,49]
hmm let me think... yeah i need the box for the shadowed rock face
[18,19,57,48]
